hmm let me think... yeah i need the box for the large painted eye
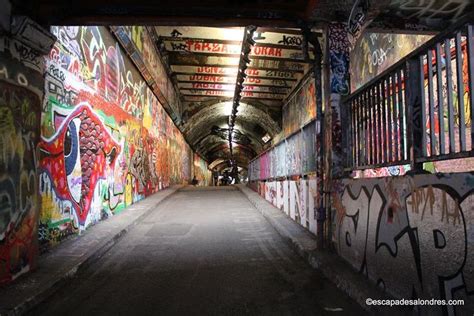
[65,118,82,203]
[64,119,80,176]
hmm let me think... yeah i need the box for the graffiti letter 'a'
[39,102,120,227]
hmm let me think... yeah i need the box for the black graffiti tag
[278,35,302,46]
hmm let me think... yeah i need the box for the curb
[236,184,408,315]
[1,186,182,316]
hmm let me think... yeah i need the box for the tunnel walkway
[29,187,364,315]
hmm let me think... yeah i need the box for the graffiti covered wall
[252,178,318,235]
[248,120,319,236]
[193,153,211,186]
[39,26,192,251]
[112,26,181,119]
[328,23,350,178]
[282,76,316,137]
[333,172,474,314]
[0,36,44,284]
[350,32,432,92]
[249,120,318,182]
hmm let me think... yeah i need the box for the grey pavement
[0,186,181,316]
[236,184,409,315]
[27,186,365,316]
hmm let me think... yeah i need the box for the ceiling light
[262,133,271,143]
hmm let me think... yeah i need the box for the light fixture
[262,133,271,143]
[227,25,256,168]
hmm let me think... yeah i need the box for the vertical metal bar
[398,68,406,160]
[355,98,359,167]
[381,78,388,163]
[405,63,412,165]
[392,72,399,161]
[445,38,455,154]
[363,90,368,165]
[386,76,393,162]
[351,100,356,167]
[420,56,428,157]
[366,89,371,165]
[435,43,446,155]
[427,49,436,156]
[357,93,362,165]
[368,88,373,165]
[355,97,360,167]
[377,81,383,164]
[347,100,352,168]
[355,98,360,167]
[371,86,376,164]
[467,24,474,149]
[456,31,466,151]
[372,85,378,165]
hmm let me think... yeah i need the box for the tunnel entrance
[2,2,474,314]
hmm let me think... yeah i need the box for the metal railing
[344,18,474,171]
[248,119,318,181]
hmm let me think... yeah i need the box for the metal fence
[344,19,474,170]
[248,119,318,181]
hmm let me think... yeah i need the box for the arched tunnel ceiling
[207,145,252,170]
[153,26,316,166]
[183,101,279,144]
[12,0,474,172]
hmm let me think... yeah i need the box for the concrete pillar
[324,23,351,249]
[0,11,55,284]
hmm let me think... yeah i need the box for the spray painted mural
[328,23,350,178]
[334,172,474,314]
[112,26,180,118]
[249,120,318,181]
[253,177,318,235]
[0,37,44,284]
[350,32,432,92]
[282,77,316,136]
[39,26,192,250]
[193,153,211,186]
[249,120,319,236]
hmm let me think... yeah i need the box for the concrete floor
[30,187,366,316]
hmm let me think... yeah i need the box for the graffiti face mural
[39,103,120,228]
[40,26,193,250]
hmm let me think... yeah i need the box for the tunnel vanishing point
[1,0,474,315]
